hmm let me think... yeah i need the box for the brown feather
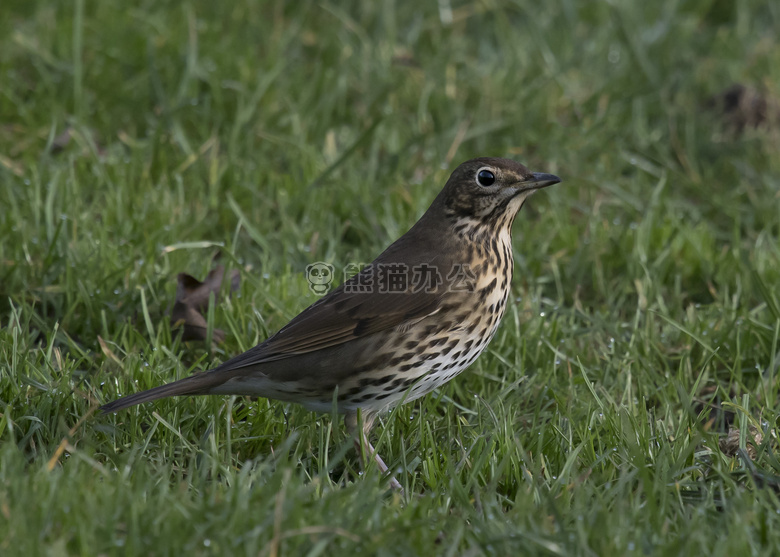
[100,371,233,413]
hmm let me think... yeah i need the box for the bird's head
[440,157,560,223]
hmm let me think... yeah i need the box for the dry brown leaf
[718,426,763,459]
[50,126,74,154]
[170,264,240,342]
[48,125,108,157]
[709,84,780,133]
[97,335,124,368]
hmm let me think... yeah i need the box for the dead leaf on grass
[170,264,240,342]
[709,83,780,134]
[718,426,763,459]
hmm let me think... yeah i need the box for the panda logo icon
[305,262,335,295]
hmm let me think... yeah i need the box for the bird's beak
[517,172,561,192]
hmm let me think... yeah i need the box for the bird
[101,157,560,490]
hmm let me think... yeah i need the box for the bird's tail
[100,372,218,413]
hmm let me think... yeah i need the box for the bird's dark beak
[521,172,561,191]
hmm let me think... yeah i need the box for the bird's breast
[328,231,515,413]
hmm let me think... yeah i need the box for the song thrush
[102,157,560,489]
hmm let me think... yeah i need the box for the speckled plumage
[102,157,560,487]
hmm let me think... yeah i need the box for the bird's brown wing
[100,240,454,414]
[208,263,442,373]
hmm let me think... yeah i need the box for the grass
[2,0,780,554]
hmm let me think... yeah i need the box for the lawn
[2,0,780,555]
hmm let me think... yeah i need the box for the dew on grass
[628,542,635,551]
[203,539,211,547]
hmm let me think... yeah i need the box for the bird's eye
[476,169,496,187]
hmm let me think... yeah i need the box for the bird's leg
[345,411,403,492]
